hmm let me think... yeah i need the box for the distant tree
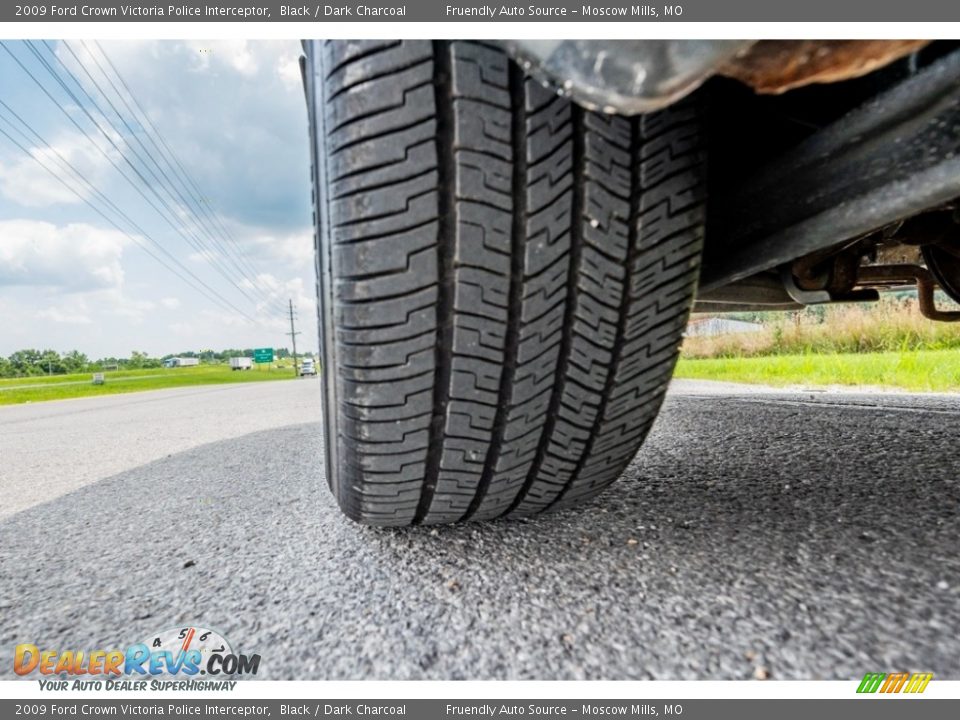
[0,356,12,378]
[128,351,149,369]
[94,357,122,371]
[8,349,43,376]
[38,349,65,375]
[62,350,89,374]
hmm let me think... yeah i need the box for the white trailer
[229,357,253,371]
[164,357,200,368]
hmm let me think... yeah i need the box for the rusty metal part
[790,252,832,291]
[780,266,832,304]
[721,40,929,94]
[857,264,960,321]
[876,242,923,266]
[502,40,926,116]
[922,243,960,304]
[889,210,960,303]
[792,246,865,293]
[781,264,880,306]
[783,247,879,304]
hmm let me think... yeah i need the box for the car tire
[304,40,706,525]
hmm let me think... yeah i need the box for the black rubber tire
[304,40,706,526]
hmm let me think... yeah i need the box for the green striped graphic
[857,673,886,693]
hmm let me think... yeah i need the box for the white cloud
[108,294,156,321]
[160,297,181,309]
[188,249,220,264]
[37,303,93,325]
[241,272,315,319]
[0,156,78,207]
[276,51,303,91]
[33,289,156,330]
[0,130,114,208]
[179,40,260,76]
[218,221,313,270]
[0,219,128,291]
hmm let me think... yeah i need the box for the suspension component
[922,243,960,306]
[857,264,960,322]
[780,247,879,305]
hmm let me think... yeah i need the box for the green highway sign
[253,347,274,363]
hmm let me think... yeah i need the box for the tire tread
[314,40,705,525]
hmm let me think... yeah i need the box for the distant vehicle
[163,357,200,368]
[229,357,253,371]
[299,358,317,377]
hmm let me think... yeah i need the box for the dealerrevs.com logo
[14,626,260,690]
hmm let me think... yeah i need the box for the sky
[0,39,317,358]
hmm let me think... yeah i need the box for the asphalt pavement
[1,379,957,680]
[0,381,318,519]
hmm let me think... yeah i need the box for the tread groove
[544,115,641,512]
[462,64,527,522]
[501,103,585,518]
[413,40,454,525]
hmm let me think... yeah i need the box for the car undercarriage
[503,39,960,321]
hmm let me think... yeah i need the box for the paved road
[1,380,957,680]
[0,381,319,519]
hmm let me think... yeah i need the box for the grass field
[675,348,960,393]
[682,297,960,359]
[0,363,300,406]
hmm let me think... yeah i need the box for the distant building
[686,317,764,337]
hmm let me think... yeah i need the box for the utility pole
[287,299,301,376]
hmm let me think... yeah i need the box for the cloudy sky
[0,39,316,358]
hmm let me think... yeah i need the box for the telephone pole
[287,299,301,376]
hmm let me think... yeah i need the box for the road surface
[1,379,957,679]
[0,381,317,519]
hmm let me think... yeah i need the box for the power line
[21,40,278,314]
[0,112,257,321]
[71,40,287,314]
[92,41,273,296]
[0,40,297,332]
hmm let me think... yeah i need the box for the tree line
[0,348,305,378]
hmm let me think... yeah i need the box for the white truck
[163,357,200,368]
[229,357,253,371]
[299,358,317,377]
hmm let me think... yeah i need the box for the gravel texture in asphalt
[1,380,957,680]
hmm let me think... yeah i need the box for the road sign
[253,348,274,363]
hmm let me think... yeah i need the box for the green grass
[674,349,960,393]
[0,363,300,406]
